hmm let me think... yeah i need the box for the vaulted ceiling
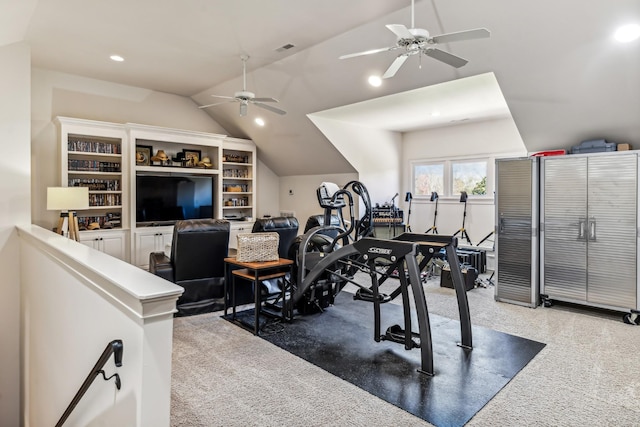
[9,0,640,176]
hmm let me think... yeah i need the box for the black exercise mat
[230,292,545,427]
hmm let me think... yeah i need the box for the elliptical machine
[288,180,373,314]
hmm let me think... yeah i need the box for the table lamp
[47,187,89,241]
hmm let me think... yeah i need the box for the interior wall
[30,68,233,230]
[279,173,359,228]
[401,118,526,251]
[306,115,401,205]
[0,41,31,427]
[256,158,279,218]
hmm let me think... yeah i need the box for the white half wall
[19,225,181,427]
[0,41,31,427]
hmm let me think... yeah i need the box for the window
[452,160,487,195]
[413,163,444,196]
[412,157,490,198]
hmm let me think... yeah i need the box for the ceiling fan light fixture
[339,0,489,78]
[199,55,286,116]
[614,24,640,42]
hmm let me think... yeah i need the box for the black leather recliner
[252,216,300,259]
[149,219,230,317]
[249,217,299,297]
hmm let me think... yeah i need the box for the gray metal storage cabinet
[540,152,639,313]
[495,157,540,307]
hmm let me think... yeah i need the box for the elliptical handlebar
[344,180,374,240]
[327,188,355,252]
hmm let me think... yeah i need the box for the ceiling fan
[199,55,286,116]
[339,0,490,78]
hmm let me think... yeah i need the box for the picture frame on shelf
[182,149,201,167]
[136,145,152,166]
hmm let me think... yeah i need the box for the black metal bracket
[56,339,124,427]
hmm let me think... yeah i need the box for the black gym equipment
[404,192,413,232]
[425,191,439,234]
[452,191,473,245]
[246,180,474,375]
[288,232,472,376]
[288,180,373,315]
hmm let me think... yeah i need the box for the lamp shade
[47,187,89,211]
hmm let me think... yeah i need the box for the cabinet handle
[498,214,505,233]
[588,217,596,241]
[577,218,587,240]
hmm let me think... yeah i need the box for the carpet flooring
[172,273,640,426]
[236,292,545,427]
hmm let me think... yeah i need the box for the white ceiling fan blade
[424,48,468,68]
[253,102,287,115]
[431,28,490,44]
[209,94,235,99]
[386,24,414,40]
[199,100,236,109]
[382,55,408,79]
[339,46,396,60]
[252,97,279,103]
[239,103,248,117]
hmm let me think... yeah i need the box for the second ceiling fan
[200,55,286,117]
[340,0,490,78]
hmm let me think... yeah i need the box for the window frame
[410,156,494,201]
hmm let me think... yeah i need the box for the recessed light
[368,75,382,87]
[110,55,125,62]
[614,24,640,42]
[255,118,265,127]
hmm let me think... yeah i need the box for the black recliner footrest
[353,288,391,303]
[381,324,420,348]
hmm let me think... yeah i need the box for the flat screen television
[136,174,214,226]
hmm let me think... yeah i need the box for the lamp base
[56,211,80,241]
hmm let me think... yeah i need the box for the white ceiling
[9,0,640,176]
[309,72,511,132]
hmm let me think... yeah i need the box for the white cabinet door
[159,231,173,255]
[100,233,126,260]
[229,222,254,250]
[134,226,173,268]
[79,230,126,261]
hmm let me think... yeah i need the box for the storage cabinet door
[542,156,588,301]
[496,158,537,305]
[100,233,125,261]
[79,235,100,251]
[586,154,637,308]
[135,232,159,267]
[160,231,173,255]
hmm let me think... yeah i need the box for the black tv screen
[136,174,214,225]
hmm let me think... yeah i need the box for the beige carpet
[171,274,640,426]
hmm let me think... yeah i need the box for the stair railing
[55,339,123,427]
